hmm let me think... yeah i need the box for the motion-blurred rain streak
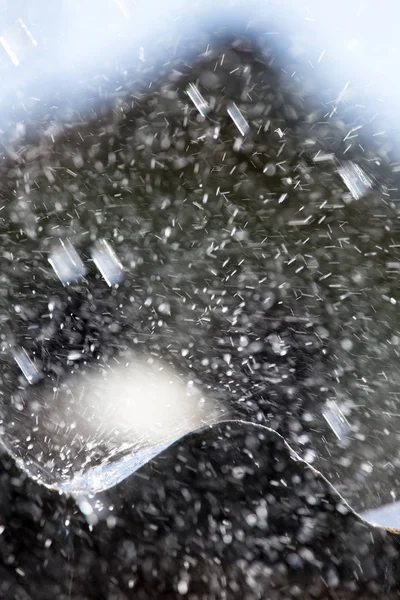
[91,239,123,286]
[48,240,86,284]
[227,103,249,136]
[13,348,40,385]
[322,400,351,440]
[338,161,372,200]
[186,83,209,117]
[0,19,37,67]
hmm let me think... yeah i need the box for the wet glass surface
[1,5,400,598]
[1,32,400,524]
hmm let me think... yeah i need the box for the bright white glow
[77,356,223,447]
[31,353,226,495]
